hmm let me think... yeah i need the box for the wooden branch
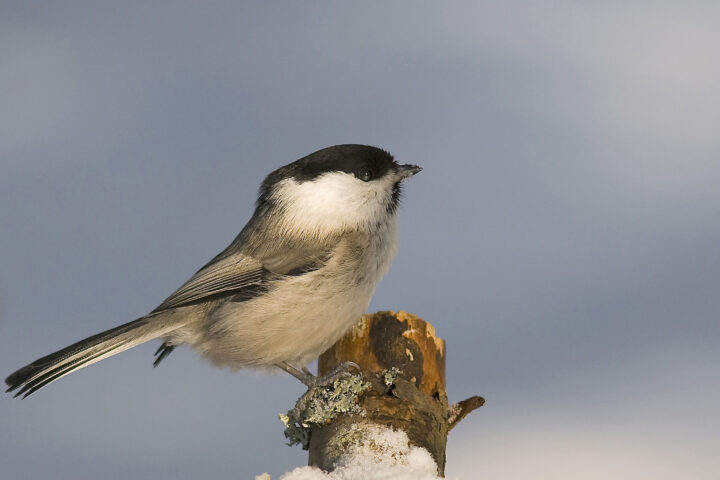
[282,311,483,476]
[448,395,485,431]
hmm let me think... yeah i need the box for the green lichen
[383,367,402,388]
[280,374,370,449]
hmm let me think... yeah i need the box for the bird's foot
[306,361,363,388]
[276,361,362,388]
[276,361,364,423]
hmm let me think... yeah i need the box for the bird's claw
[301,361,362,388]
[288,361,363,419]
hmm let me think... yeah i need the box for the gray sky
[1,1,719,478]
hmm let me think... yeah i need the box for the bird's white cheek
[273,175,391,233]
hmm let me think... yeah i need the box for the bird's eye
[357,167,374,182]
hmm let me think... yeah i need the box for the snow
[256,425,444,480]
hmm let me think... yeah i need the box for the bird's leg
[275,361,362,387]
[275,362,312,385]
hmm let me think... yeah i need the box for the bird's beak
[397,164,422,179]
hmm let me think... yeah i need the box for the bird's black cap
[258,144,397,201]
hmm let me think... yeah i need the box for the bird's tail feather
[5,313,182,398]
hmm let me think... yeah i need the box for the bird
[5,144,421,398]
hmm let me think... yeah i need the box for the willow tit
[6,144,421,398]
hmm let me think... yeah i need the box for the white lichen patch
[382,367,402,388]
[446,402,462,426]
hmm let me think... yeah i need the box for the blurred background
[1,2,718,478]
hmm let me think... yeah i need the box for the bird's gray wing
[151,237,336,313]
[151,252,268,312]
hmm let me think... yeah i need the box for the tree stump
[301,311,483,476]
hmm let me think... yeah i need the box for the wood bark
[306,311,483,476]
